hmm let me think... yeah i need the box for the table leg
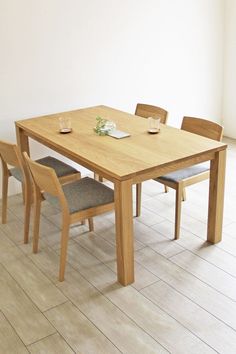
[15,125,30,204]
[15,126,30,155]
[207,149,226,243]
[115,179,134,285]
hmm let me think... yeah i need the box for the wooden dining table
[15,105,227,286]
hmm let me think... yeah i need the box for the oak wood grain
[15,106,226,182]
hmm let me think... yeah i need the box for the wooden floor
[1,137,236,354]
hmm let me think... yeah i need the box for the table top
[16,105,227,181]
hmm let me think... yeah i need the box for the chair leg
[88,218,94,231]
[1,172,9,224]
[94,172,103,182]
[59,216,70,282]
[32,191,42,253]
[174,184,183,240]
[136,183,142,217]
[24,183,32,244]
[164,186,169,193]
[182,188,186,201]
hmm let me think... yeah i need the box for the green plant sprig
[94,116,109,135]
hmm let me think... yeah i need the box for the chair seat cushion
[36,156,78,177]
[156,164,209,183]
[10,166,24,181]
[44,177,114,214]
[10,156,78,182]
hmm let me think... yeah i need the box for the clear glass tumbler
[147,117,160,134]
[59,117,72,133]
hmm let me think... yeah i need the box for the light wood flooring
[0,137,236,353]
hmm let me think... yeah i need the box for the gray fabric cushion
[156,164,209,183]
[36,156,78,177]
[10,167,23,181]
[44,177,114,214]
[10,156,78,182]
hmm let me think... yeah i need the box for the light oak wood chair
[135,103,168,217]
[154,117,223,239]
[0,140,81,243]
[135,103,168,122]
[24,153,115,281]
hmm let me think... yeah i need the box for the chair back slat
[0,140,21,167]
[135,103,168,124]
[23,152,62,197]
[181,117,223,141]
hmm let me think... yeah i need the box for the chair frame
[0,140,81,244]
[135,103,168,122]
[135,103,168,217]
[0,141,32,243]
[155,116,223,239]
[24,153,114,281]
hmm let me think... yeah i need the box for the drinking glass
[59,117,72,133]
[147,117,160,134]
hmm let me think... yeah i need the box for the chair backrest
[23,152,63,197]
[135,103,168,124]
[181,117,223,141]
[0,140,21,167]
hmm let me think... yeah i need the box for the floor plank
[170,250,236,301]
[142,281,236,354]
[6,256,67,312]
[0,264,55,345]
[0,311,28,354]
[28,333,75,354]
[45,301,121,354]
[57,271,168,354]
[135,247,236,330]
[73,262,216,354]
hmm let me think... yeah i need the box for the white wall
[222,0,236,138]
[0,0,224,195]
